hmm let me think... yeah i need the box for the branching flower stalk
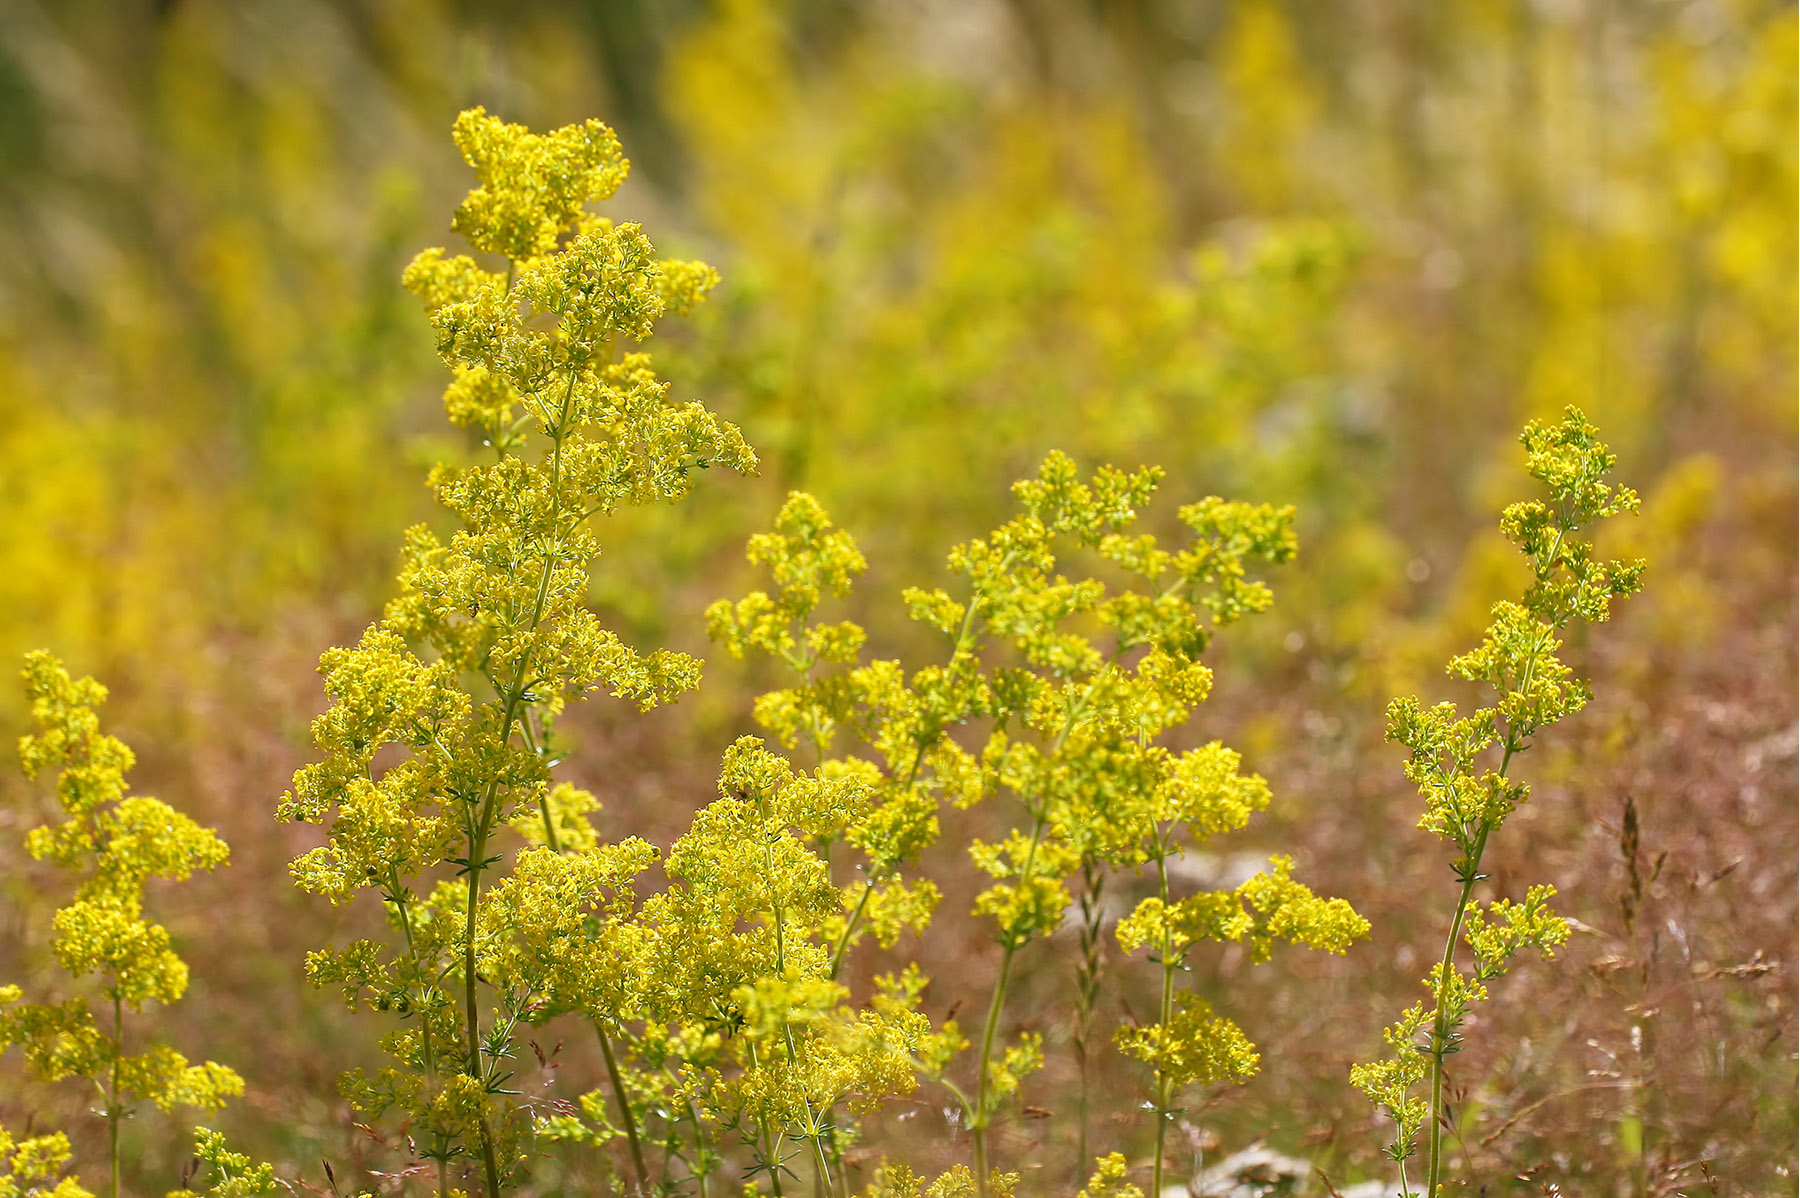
[279,108,754,1196]
[1351,408,1646,1197]
[0,654,253,1198]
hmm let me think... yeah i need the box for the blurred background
[0,0,1791,1192]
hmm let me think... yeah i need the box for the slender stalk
[1424,607,1557,1196]
[826,730,928,977]
[597,1020,650,1193]
[969,938,1019,1196]
[752,784,836,1197]
[971,654,1117,1198]
[392,878,453,1198]
[1073,861,1106,1179]
[748,1037,785,1198]
[108,992,121,1198]
[463,815,504,1198]
[537,788,562,854]
[827,878,877,980]
[1151,846,1177,1197]
[810,1133,831,1198]
[453,367,582,1198]
[686,1095,712,1198]
[830,561,1007,971]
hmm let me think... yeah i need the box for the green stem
[810,1133,831,1198]
[1152,848,1177,1198]
[826,733,929,978]
[969,819,1042,1198]
[1425,811,1494,1195]
[537,786,562,855]
[752,784,835,1196]
[455,366,582,1198]
[109,992,121,1198]
[828,877,877,980]
[970,939,1017,1198]
[748,1037,785,1198]
[597,1020,650,1193]
[463,823,504,1198]
[971,653,1118,1198]
[392,878,454,1196]
[686,1094,712,1198]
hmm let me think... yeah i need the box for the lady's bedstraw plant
[1,654,259,1198]
[1351,409,1645,1197]
[278,109,753,1197]
[710,457,1367,1196]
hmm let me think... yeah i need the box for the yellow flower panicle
[4,654,242,1108]
[279,109,755,1192]
[1352,409,1644,1196]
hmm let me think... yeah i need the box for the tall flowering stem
[1351,408,1646,1196]
[1,654,250,1198]
[278,109,754,1196]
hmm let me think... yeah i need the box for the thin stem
[463,826,504,1198]
[1425,602,1560,1196]
[971,653,1119,1198]
[391,880,454,1198]
[828,878,877,980]
[686,1095,712,1198]
[1074,861,1105,1181]
[454,364,583,1198]
[108,992,121,1198]
[748,1038,785,1198]
[969,938,1018,1197]
[826,734,929,978]
[1152,846,1177,1197]
[752,784,835,1196]
[810,1133,832,1198]
[537,788,563,854]
[597,1020,650,1193]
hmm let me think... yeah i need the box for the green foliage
[1351,408,1646,1196]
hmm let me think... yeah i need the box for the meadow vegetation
[0,3,1792,1196]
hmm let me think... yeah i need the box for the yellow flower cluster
[0,1127,89,1198]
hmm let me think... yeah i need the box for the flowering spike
[1353,409,1644,1194]
[281,110,754,1191]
